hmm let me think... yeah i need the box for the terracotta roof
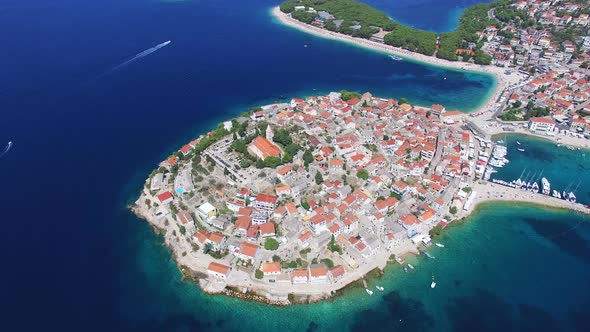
[251,136,281,158]
[156,191,173,203]
[240,242,259,258]
[261,262,281,274]
[310,266,328,277]
[208,262,229,275]
[259,222,276,235]
[330,265,345,278]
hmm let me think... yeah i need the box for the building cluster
[144,92,485,289]
[482,0,590,69]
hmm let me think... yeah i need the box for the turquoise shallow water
[117,202,590,331]
[491,134,590,205]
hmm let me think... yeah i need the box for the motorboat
[366,288,373,295]
[408,264,415,270]
[435,243,445,248]
[376,286,384,291]
[430,276,436,289]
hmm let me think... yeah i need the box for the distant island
[132,91,589,305]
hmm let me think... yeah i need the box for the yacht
[541,177,550,195]
[532,182,539,193]
[552,190,561,199]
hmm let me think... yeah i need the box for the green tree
[320,258,334,268]
[264,238,280,251]
[303,149,314,164]
[315,171,324,185]
[450,206,458,215]
[255,269,264,279]
[356,169,369,180]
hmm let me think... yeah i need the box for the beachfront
[271,7,525,115]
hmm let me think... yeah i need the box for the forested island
[280,0,501,64]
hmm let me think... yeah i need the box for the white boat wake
[0,141,13,158]
[98,40,172,77]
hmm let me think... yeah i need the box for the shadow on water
[350,291,434,332]
[446,289,563,332]
[521,217,590,262]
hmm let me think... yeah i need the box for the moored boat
[376,285,384,291]
[435,243,444,248]
[542,177,550,195]
[408,264,415,270]
[366,288,373,295]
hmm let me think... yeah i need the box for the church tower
[266,124,274,142]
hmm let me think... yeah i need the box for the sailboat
[430,276,436,289]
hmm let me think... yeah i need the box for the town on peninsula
[132,0,590,305]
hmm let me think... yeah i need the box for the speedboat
[366,288,373,295]
[430,276,436,289]
[408,264,415,270]
[517,148,525,152]
[435,243,445,248]
[532,182,539,193]
[552,190,561,199]
[376,286,384,291]
[389,55,402,61]
[516,141,521,145]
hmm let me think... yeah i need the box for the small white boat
[407,264,415,270]
[304,44,308,48]
[430,276,436,289]
[366,288,373,295]
[435,243,445,248]
[516,141,521,145]
[376,285,384,291]
[517,148,525,152]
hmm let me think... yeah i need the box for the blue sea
[0,1,588,331]
[362,0,495,32]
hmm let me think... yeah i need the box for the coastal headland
[131,90,589,305]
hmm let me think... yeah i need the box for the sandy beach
[271,7,525,113]
[461,182,590,219]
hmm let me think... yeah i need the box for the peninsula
[132,91,589,305]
